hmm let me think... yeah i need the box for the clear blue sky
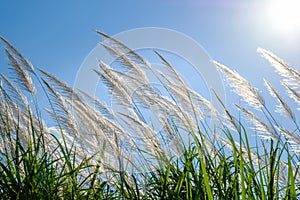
[1,0,300,102]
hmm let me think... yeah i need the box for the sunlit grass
[0,34,299,199]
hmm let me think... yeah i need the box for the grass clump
[0,33,299,199]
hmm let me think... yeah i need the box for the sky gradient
[1,0,300,108]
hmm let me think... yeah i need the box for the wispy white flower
[257,48,300,89]
[264,79,295,121]
[236,104,277,140]
[276,127,300,154]
[213,61,264,109]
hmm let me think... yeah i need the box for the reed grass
[0,33,299,199]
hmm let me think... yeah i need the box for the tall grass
[0,33,299,199]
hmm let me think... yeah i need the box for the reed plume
[4,49,35,94]
[213,61,264,109]
[0,36,34,72]
[264,79,295,121]
[258,47,300,89]
[236,104,277,140]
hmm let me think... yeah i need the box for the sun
[265,0,300,37]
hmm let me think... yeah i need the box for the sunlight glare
[265,0,300,37]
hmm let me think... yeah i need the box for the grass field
[0,33,299,199]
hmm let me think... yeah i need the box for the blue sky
[1,0,300,107]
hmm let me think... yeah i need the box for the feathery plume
[95,61,131,102]
[78,89,115,119]
[159,70,218,119]
[39,68,79,100]
[5,49,35,94]
[0,73,29,112]
[69,97,134,154]
[0,79,17,109]
[96,30,151,69]
[212,90,240,132]
[0,36,34,72]
[154,51,186,87]
[257,48,300,88]
[282,81,300,110]
[277,127,300,146]
[276,127,300,155]
[100,43,148,82]
[0,76,43,132]
[264,79,295,121]
[158,72,205,121]
[42,79,79,137]
[108,69,160,110]
[213,61,264,109]
[236,104,277,140]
